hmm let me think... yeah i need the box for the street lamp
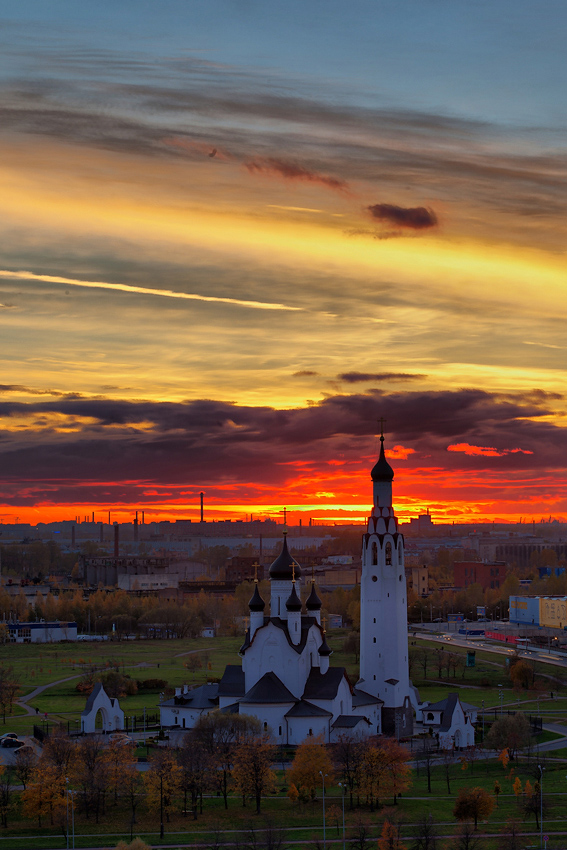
[320,771,328,850]
[498,684,503,716]
[538,764,545,849]
[481,700,485,742]
[338,782,346,850]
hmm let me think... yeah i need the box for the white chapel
[160,436,413,742]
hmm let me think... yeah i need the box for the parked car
[0,738,24,749]
[0,733,18,741]
[108,733,133,746]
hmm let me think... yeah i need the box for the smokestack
[108,511,111,525]
[142,511,145,525]
[200,492,204,523]
[114,522,119,557]
[71,524,76,548]
[92,511,94,523]
[134,511,139,542]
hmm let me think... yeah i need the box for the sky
[0,0,566,527]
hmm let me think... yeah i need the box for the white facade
[419,693,476,748]
[6,620,78,643]
[81,683,124,733]
[358,436,413,735]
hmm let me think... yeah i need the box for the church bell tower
[358,429,413,736]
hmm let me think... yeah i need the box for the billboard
[476,606,486,617]
[540,597,567,630]
[509,596,540,626]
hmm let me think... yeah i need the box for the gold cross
[378,417,386,437]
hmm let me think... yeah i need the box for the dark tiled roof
[82,682,105,716]
[352,688,383,706]
[241,672,295,705]
[161,682,219,709]
[440,693,459,732]
[269,535,302,580]
[306,582,322,611]
[218,665,245,698]
[371,436,394,482]
[285,700,332,718]
[332,715,370,729]
[249,583,266,612]
[303,667,348,701]
[286,582,302,611]
[220,702,241,714]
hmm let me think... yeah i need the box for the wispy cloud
[245,158,349,192]
[0,270,302,312]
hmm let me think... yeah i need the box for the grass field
[2,633,567,848]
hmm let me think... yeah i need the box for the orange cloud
[447,443,534,457]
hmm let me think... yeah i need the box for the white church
[160,435,413,742]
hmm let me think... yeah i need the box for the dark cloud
[293,370,319,377]
[338,372,426,383]
[0,389,565,509]
[367,203,438,230]
[245,158,348,192]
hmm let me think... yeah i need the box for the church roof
[241,672,296,705]
[248,582,265,612]
[242,616,319,656]
[306,581,322,611]
[332,715,370,729]
[318,633,332,657]
[285,700,332,718]
[269,534,302,580]
[218,665,245,698]
[82,682,106,716]
[352,687,383,706]
[161,682,219,709]
[371,435,394,482]
[303,667,348,701]
[286,582,302,611]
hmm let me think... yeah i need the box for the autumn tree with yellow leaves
[288,733,335,801]
[232,733,276,814]
[144,749,181,839]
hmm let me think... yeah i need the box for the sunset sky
[1,1,566,526]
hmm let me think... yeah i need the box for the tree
[343,632,360,663]
[509,659,535,690]
[487,716,531,760]
[104,740,137,805]
[0,765,13,827]
[410,815,438,850]
[333,734,366,808]
[378,819,406,850]
[288,733,335,801]
[454,821,482,850]
[192,711,261,809]
[499,818,523,850]
[144,750,181,838]
[453,786,494,830]
[232,734,276,814]
[22,760,66,828]
[493,780,501,807]
[440,748,456,795]
[381,738,412,805]
[178,737,213,819]
[523,780,544,829]
[71,737,108,823]
[0,665,21,722]
[14,746,37,790]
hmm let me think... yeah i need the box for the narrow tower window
[398,544,402,564]
[372,541,378,565]
[385,542,392,565]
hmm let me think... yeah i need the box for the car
[0,738,24,749]
[0,733,18,741]
[432,617,444,622]
[108,733,133,746]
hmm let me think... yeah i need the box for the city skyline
[1,1,566,525]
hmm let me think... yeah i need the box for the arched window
[372,541,378,565]
[398,544,403,564]
[427,712,434,721]
[385,542,392,565]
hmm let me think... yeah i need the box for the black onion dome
[306,581,322,611]
[286,582,302,611]
[371,435,394,482]
[269,534,302,580]
[318,633,332,657]
[248,582,265,612]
